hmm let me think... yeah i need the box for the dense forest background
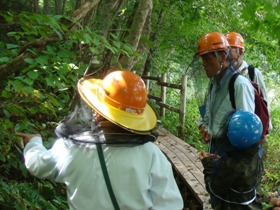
[0,0,280,209]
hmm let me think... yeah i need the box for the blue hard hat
[227,110,263,149]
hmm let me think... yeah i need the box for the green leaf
[6,43,19,49]
[113,41,121,48]
[37,56,49,66]
[46,45,56,54]
[14,123,21,133]
[24,58,35,64]
[57,50,72,58]
[1,90,12,98]
[12,80,24,92]
[0,57,9,63]
[0,153,6,162]
[27,71,39,80]
[84,33,93,43]
[28,107,39,114]
[3,109,10,118]
[19,163,28,178]
[16,76,34,86]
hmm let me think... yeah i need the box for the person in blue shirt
[196,32,255,155]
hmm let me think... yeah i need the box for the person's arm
[203,86,210,128]
[199,151,219,191]
[16,133,41,146]
[16,133,64,180]
[200,85,212,143]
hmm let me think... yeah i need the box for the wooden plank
[159,134,204,172]
[156,126,212,209]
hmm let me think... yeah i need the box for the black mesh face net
[54,97,156,145]
[55,97,95,138]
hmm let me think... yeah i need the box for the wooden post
[160,73,166,117]
[144,72,150,91]
[179,75,187,140]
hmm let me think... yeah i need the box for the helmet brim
[197,48,230,56]
[77,78,158,134]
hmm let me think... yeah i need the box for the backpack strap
[248,65,255,81]
[97,144,120,210]
[229,73,240,109]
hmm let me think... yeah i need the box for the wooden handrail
[142,72,188,139]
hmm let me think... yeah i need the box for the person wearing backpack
[199,110,264,210]
[225,32,272,156]
[16,70,184,210]
[225,32,269,103]
[196,32,255,156]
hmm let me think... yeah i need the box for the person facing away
[196,31,255,155]
[16,70,184,210]
[199,109,264,210]
[225,32,272,130]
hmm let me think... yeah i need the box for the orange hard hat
[77,70,157,133]
[197,32,230,56]
[101,70,147,115]
[225,32,244,49]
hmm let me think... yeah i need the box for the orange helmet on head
[78,70,157,133]
[197,32,230,56]
[100,70,147,115]
[225,32,244,49]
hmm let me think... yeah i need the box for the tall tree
[120,0,153,70]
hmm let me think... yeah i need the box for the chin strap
[231,48,241,69]
[214,51,224,76]
[215,62,223,76]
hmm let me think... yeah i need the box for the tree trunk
[72,0,130,78]
[70,0,100,28]
[75,0,86,9]
[120,0,153,70]
[32,0,39,13]
[132,9,152,72]
[92,0,124,37]
[143,8,164,76]
[43,0,50,14]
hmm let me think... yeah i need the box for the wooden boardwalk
[156,126,212,210]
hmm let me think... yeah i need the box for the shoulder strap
[229,73,240,109]
[96,144,120,210]
[248,65,255,81]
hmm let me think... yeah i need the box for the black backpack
[229,66,270,136]
[248,65,255,81]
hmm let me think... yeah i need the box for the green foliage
[260,99,280,201]
[1,0,280,208]
[0,179,67,209]
[0,11,140,208]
